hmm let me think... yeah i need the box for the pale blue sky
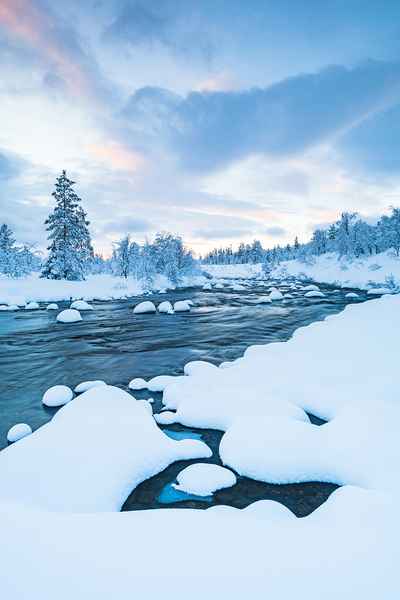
[1,0,400,254]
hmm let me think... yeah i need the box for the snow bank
[273,250,400,290]
[204,263,262,279]
[0,272,207,306]
[1,292,400,597]
[172,463,237,496]
[0,385,212,512]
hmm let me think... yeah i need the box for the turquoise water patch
[163,429,203,441]
[158,482,213,504]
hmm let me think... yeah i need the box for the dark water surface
[0,279,368,514]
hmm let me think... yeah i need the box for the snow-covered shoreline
[204,249,400,290]
[0,272,207,306]
[0,291,398,598]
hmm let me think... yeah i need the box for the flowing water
[0,279,369,515]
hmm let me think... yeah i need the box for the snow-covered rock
[303,284,320,292]
[174,300,191,312]
[74,380,106,394]
[46,303,59,310]
[269,289,283,300]
[231,284,246,291]
[56,309,82,323]
[70,300,93,311]
[284,293,294,299]
[42,385,74,407]
[304,290,325,298]
[172,463,237,496]
[25,301,39,310]
[202,282,212,290]
[128,378,148,390]
[214,282,224,289]
[133,301,156,314]
[158,301,174,314]
[7,423,32,443]
[345,292,359,298]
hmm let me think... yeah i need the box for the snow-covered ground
[204,250,400,290]
[273,250,400,290]
[0,272,207,305]
[0,292,399,598]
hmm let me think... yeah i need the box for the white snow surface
[128,378,148,390]
[56,308,82,323]
[133,301,156,314]
[70,300,93,311]
[7,424,32,443]
[74,380,106,393]
[0,273,207,305]
[25,301,39,310]
[173,300,191,312]
[158,300,174,313]
[1,294,400,597]
[46,303,59,310]
[304,290,325,298]
[173,463,237,496]
[273,250,400,290]
[42,385,74,407]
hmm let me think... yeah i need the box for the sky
[1,0,400,256]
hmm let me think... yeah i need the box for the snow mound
[70,300,93,311]
[304,290,325,298]
[303,284,320,291]
[202,282,212,290]
[46,303,59,310]
[74,380,106,394]
[25,301,39,310]
[158,301,174,314]
[7,423,32,443]
[42,385,74,407]
[0,385,212,512]
[174,300,191,312]
[345,292,359,298]
[269,289,283,300]
[147,375,180,392]
[128,378,147,390]
[154,411,177,425]
[133,301,156,314]
[56,309,82,323]
[172,463,237,496]
[184,360,218,376]
[231,284,246,291]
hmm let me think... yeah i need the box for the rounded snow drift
[7,423,32,443]
[128,378,148,390]
[42,385,73,407]
[70,300,93,311]
[303,284,320,292]
[25,301,39,310]
[133,301,156,314]
[158,301,174,314]
[46,303,59,310]
[172,463,237,496]
[304,290,325,298]
[345,292,359,299]
[56,309,82,323]
[74,380,106,394]
[174,300,191,312]
[269,289,283,300]
[202,282,212,290]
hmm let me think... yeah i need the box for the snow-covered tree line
[0,224,42,278]
[202,208,400,267]
[1,170,198,284]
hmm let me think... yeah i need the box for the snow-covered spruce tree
[41,171,93,280]
[0,223,17,276]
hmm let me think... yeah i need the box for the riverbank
[0,288,398,598]
[204,249,400,290]
[0,272,207,306]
